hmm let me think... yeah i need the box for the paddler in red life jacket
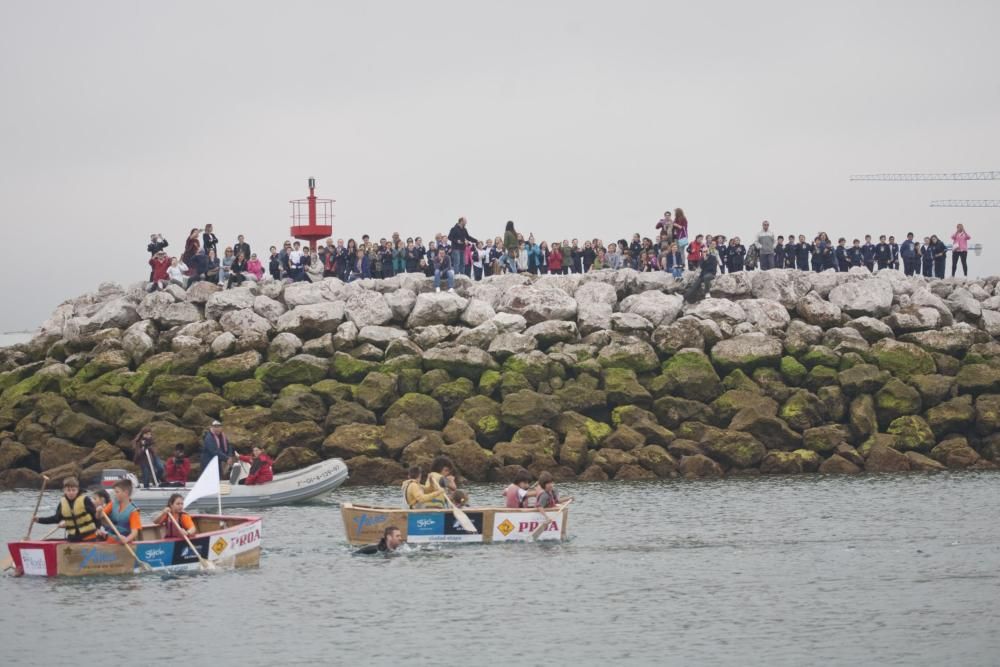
[503,469,539,508]
[153,493,197,539]
[402,465,447,509]
[535,471,572,508]
[236,446,274,486]
[103,479,142,545]
[35,476,102,542]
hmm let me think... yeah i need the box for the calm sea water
[2,474,999,666]
[0,332,32,348]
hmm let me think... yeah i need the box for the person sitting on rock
[164,445,190,486]
[402,465,447,509]
[147,250,171,292]
[226,251,248,288]
[432,247,455,293]
[684,245,718,303]
[167,257,188,288]
[154,493,197,539]
[246,252,264,281]
[35,476,102,542]
[503,469,539,508]
[236,446,274,485]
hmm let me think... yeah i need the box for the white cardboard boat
[104,458,349,510]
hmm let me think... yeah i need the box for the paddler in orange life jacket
[402,465,447,509]
[153,493,197,539]
[35,476,102,542]
[103,479,142,545]
[503,469,540,508]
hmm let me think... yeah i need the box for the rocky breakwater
[1,267,1000,489]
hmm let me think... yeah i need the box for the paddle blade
[531,517,553,540]
[452,507,477,534]
[1,555,14,571]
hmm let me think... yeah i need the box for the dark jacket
[433,253,453,272]
[202,232,218,254]
[147,237,169,255]
[700,253,719,276]
[448,224,478,251]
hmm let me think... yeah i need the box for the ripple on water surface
[2,472,999,665]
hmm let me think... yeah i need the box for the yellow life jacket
[59,495,97,538]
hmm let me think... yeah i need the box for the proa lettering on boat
[517,520,559,534]
[232,528,261,548]
[352,512,387,537]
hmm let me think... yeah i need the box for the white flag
[183,456,220,510]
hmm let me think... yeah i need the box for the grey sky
[1,0,998,332]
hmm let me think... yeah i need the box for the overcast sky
[1,0,998,331]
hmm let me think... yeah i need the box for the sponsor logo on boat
[353,513,387,538]
[406,513,443,541]
[135,544,169,567]
[232,529,260,548]
[212,537,228,555]
[19,548,48,576]
[491,512,561,541]
[79,547,119,570]
[497,519,515,536]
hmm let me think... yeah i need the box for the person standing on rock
[920,237,934,277]
[755,220,775,270]
[147,233,169,256]
[861,235,876,272]
[202,224,218,256]
[449,217,478,276]
[201,420,234,478]
[930,234,948,279]
[234,234,251,261]
[951,223,971,277]
[900,233,917,276]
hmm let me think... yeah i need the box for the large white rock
[210,331,237,356]
[253,295,287,323]
[160,302,203,327]
[219,309,274,338]
[276,301,346,336]
[710,272,754,299]
[885,305,944,333]
[455,321,500,349]
[828,279,893,317]
[739,298,791,333]
[488,332,538,359]
[947,287,982,319]
[461,299,496,328]
[268,332,303,362]
[619,291,684,328]
[684,297,747,325]
[357,325,409,346]
[576,302,613,336]
[283,281,332,307]
[981,309,1000,337]
[574,280,619,308]
[184,281,221,304]
[710,332,783,369]
[121,329,155,364]
[384,289,417,322]
[750,270,812,308]
[345,290,394,328]
[136,291,176,320]
[492,312,528,333]
[205,288,256,320]
[524,320,579,346]
[88,297,141,330]
[795,292,843,329]
[498,285,578,325]
[407,292,470,327]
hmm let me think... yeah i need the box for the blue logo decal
[135,543,170,568]
[79,547,118,570]
[407,513,443,537]
[352,512,388,537]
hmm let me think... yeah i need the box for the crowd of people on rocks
[143,212,975,296]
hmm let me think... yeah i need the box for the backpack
[744,243,760,271]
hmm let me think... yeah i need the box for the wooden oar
[24,475,50,540]
[100,513,153,573]
[531,498,574,540]
[144,448,161,487]
[443,493,477,534]
[2,513,66,572]
[165,511,215,571]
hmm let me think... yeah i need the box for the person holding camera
[148,250,171,292]
[164,445,191,486]
[133,427,165,489]
[147,233,169,256]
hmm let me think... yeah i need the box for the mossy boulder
[818,453,862,474]
[678,454,724,478]
[0,440,31,471]
[221,405,274,431]
[886,415,936,452]
[478,370,502,398]
[872,339,936,379]
[222,379,271,406]
[701,430,766,469]
[354,372,399,412]
[258,421,325,456]
[759,450,804,474]
[273,446,321,473]
[635,444,677,477]
[52,410,117,445]
[930,437,980,469]
[802,424,850,454]
[906,374,954,408]
[197,351,262,384]
[343,455,406,486]
[87,395,156,433]
[39,438,91,471]
[817,386,847,422]
[589,447,638,476]
[419,369,453,394]
[500,371,533,397]
[1,373,62,404]
[431,378,476,417]
[323,400,377,431]
[800,345,841,369]
[555,375,607,413]
[653,395,711,430]
[804,366,839,393]
[778,391,824,432]
[728,408,801,451]
[974,394,1000,436]
[146,421,200,458]
[260,354,331,389]
[502,352,552,386]
[924,395,975,438]
[603,367,653,407]
[596,339,659,373]
[603,424,646,451]
[794,449,822,472]
[658,351,722,403]
[721,369,760,393]
[752,367,792,403]
[322,423,384,459]
[73,349,132,384]
[501,390,560,429]
[269,391,327,423]
[837,364,889,397]
[864,444,912,472]
[454,395,505,445]
[148,374,215,413]
[384,393,444,430]
[955,363,1000,395]
[709,390,778,426]
[710,333,783,373]
[558,431,590,472]
[310,379,355,404]
[874,378,922,428]
[441,439,495,481]
[849,395,878,442]
[779,356,807,387]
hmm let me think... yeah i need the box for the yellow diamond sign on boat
[212,537,228,556]
[497,519,515,536]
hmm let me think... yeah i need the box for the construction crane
[849,170,1000,207]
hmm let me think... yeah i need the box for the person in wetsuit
[354,526,405,555]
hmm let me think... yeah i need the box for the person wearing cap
[164,445,191,486]
[201,420,234,478]
[35,476,103,542]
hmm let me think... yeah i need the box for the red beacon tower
[289,177,334,251]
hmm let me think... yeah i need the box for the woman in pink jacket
[951,224,971,277]
[246,253,265,281]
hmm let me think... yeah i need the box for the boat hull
[6,515,262,577]
[341,503,570,546]
[129,458,348,510]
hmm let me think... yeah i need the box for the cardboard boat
[341,502,570,546]
[6,514,262,577]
